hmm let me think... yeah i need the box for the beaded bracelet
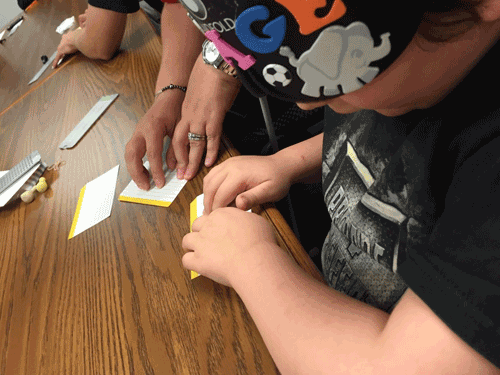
[154,84,187,98]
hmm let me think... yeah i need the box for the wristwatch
[202,39,237,77]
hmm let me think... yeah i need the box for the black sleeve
[143,0,165,13]
[88,0,140,13]
[398,136,500,368]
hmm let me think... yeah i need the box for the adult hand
[168,55,241,180]
[182,207,279,287]
[203,154,293,214]
[53,30,79,68]
[125,89,185,190]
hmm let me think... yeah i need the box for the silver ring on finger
[188,132,207,141]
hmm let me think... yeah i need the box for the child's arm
[203,132,323,213]
[231,246,497,374]
[275,131,324,183]
[183,209,499,375]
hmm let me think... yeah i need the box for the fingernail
[184,170,192,180]
[205,158,213,167]
[177,169,184,179]
[155,179,163,188]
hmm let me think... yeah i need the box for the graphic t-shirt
[321,44,500,367]
[322,109,415,312]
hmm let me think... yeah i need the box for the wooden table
[0,3,323,375]
[0,0,87,115]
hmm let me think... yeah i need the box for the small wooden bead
[20,177,49,203]
[21,189,35,203]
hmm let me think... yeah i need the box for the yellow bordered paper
[68,185,86,239]
[119,161,187,207]
[68,165,119,239]
[189,194,204,279]
[189,194,251,280]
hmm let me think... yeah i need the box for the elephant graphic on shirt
[279,22,391,97]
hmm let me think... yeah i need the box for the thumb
[236,181,274,211]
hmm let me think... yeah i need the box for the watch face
[179,0,207,20]
[204,41,220,64]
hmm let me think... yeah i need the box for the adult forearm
[71,6,127,61]
[71,27,106,59]
[232,243,389,375]
[155,4,205,93]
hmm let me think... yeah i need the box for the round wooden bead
[20,190,35,203]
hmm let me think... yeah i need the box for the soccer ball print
[263,64,292,87]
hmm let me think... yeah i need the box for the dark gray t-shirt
[321,44,500,367]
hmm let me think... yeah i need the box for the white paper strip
[56,16,75,34]
[68,165,119,239]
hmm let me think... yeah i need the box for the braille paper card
[119,161,187,207]
[68,165,119,239]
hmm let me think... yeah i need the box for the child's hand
[182,207,279,287]
[203,155,292,214]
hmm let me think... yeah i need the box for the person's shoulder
[437,41,500,113]
[397,131,500,370]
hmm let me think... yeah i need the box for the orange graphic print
[275,0,347,35]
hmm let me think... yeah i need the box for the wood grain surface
[0,0,88,115]
[0,5,325,375]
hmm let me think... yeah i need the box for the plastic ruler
[59,94,119,149]
[0,151,41,195]
[28,50,58,85]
